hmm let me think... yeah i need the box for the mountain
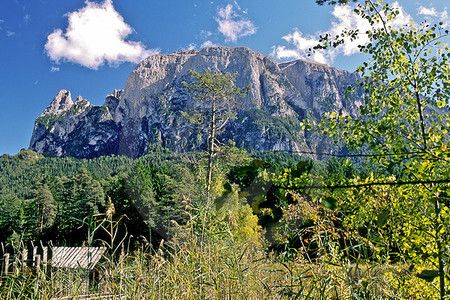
[29,46,362,158]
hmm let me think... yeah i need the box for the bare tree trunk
[206,97,216,205]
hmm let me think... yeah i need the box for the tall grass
[0,207,438,299]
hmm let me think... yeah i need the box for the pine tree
[182,69,250,203]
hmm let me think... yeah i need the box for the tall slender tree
[183,69,250,202]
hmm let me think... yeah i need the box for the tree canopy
[313,0,450,297]
[182,69,250,201]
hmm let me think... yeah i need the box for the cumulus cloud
[45,0,158,70]
[418,7,438,17]
[272,2,411,65]
[418,6,449,28]
[200,30,213,38]
[187,43,197,50]
[215,3,257,42]
[186,39,218,51]
[274,31,329,64]
[201,40,216,48]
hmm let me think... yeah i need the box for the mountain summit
[30,46,362,158]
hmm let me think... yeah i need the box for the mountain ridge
[30,46,362,158]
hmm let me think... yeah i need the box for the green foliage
[98,105,109,114]
[0,146,251,248]
[54,169,105,240]
[16,148,44,161]
[239,109,305,142]
[182,69,250,120]
[325,157,356,185]
[115,152,197,241]
[252,151,300,171]
[182,69,251,200]
[224,159,310,250]
[0,196,438,299]
[0,152,131,244]
[0,151,132,200]
[0,194,23,242]
[69,99,90,115]
[181,69,250,138]
[314,0,450,297]
[2,3,449,297]
[25,183,56,237]
[35,113,65,128]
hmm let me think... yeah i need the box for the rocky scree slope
[30,46,362,158]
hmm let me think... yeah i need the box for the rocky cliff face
[29,46,362,158]
[30,90,120,157]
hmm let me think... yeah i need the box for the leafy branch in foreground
[312,0,450,298]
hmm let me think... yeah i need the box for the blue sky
[0,0,448,155]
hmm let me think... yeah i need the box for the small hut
[22,245,106,270]
[1,243,106,285]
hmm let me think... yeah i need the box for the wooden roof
[28,246,106,270]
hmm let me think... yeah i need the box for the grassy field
[0,219,439,300]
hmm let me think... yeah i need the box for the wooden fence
[0,242,124,299]
[0,242,105,278]
[0,241,53,277]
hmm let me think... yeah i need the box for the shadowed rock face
[29,46,362,158]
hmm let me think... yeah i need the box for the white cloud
[24,14,31,24]
[200,30,213,38]
[187,41,218,50]
[50,66,60,72]
[273,31,331,64]
[418,7,438,17]
[232,0,241,11]
[440,10,448,28]
[215,4,257,42]
[201,40,216,48]
[45,0,158,70]
[418,6,449,28]
[0,20,10,36]
[272,2,411,65]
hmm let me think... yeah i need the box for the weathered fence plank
[0,242,4,276]
[27,242,34,268]
[3,253,9,275]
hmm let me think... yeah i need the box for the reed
[0,207,438,299]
